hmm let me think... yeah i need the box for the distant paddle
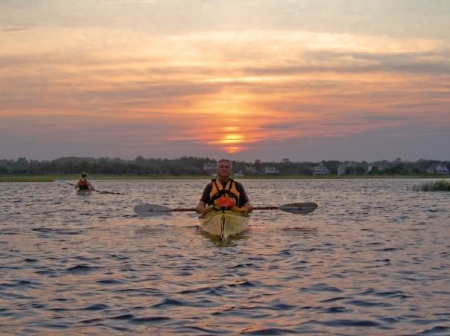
[55,180,123,195]
[134,202,318,217]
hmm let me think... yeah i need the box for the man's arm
[87,181,96,191]
[196,184,212,214]
[236,182,253,212]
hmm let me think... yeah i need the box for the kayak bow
[199,208,250,241]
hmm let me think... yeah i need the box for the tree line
[0,156,448,176]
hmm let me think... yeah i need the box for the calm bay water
[1,179,449,335]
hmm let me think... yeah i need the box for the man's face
[217,161,231,179]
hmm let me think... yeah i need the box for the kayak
[133,202,318,240]
[199,208,249,240]
[76,189,93,196]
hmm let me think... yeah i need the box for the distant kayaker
[196,159,253,215]
[75,172,96,191]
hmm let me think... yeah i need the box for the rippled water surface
[1,179,449,335]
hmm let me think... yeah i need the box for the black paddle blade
[278,202,318,214]
[98,190,122,195]
[134,204,173,217]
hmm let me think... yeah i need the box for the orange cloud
[1,26,449,158]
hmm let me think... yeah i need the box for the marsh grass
[412,179,450,191]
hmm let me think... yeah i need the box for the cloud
[1,19,449,160]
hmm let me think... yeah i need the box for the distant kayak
[76,189,93,196]
[55,180,123,195]
[199,208,249,241]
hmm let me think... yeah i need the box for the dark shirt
[200,179,250,207]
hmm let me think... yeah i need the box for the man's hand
[196,202,205,214]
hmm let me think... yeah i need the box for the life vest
[77,179,89,190]
[209,178,241,209]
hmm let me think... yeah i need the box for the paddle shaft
[134,202,318,217]
[152,206,299,212]
[254,206,279,211]
[165,203,317,211]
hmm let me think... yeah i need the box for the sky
[1,0,449,163]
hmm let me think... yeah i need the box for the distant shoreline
[1,174,446,182]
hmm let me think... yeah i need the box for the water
[1,179,449,335]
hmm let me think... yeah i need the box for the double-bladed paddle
[134,202,318,217]
[55,180,123,195]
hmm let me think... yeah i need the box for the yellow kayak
[199,208,249,240]
[133,202,318,241]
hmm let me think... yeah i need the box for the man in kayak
[75,172,96,191]
[196,159,253,215]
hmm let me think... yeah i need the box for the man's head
[81,172,87,178]
[216,159,232,180]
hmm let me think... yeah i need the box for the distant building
[203,162,216,174]
[313,163,330,175]
[337,163,347,175]
[427,164,449,175]
[245,166,258,174]
[264,166,280,174]
[369,161,389,173]
[234,170,244,177]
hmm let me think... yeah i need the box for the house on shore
[427,164,449,175]
[264,166,280,175]
[234,170,244,177]
[313,163,330,175]
[203,162,217,174]
[337,163,347,175]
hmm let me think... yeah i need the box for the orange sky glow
[1,1,449,161]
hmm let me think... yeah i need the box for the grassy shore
[0,174,446,182]
[411,179,450,191]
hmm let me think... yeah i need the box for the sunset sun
[218,127,246,153]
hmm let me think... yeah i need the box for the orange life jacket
[77,179,89,190]
[209,178,241,209]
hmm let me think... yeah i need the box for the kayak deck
[76,189,93,196]
[199,209,249,241]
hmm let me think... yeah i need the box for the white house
[337,163,347,175]
[313,163,330,175]
[234,170,244,177]
[264,166,280,174]
[427,164,449,175]
[203,162,217,174]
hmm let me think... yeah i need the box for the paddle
[55,180,123,195]
[134,202,318,217]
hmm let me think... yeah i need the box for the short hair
[217,159,232,168]
[81,172,87,178]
